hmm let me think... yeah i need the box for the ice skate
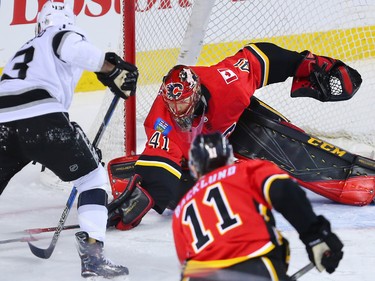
[75,231,129,278]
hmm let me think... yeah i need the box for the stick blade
[27,242,54,259]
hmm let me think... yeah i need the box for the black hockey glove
[300,215,343,273]
[96,52,139,100]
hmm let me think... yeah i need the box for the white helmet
[36,1,75,35]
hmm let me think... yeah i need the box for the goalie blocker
[106,157,154,230]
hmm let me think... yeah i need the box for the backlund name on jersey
[174,165,237,218]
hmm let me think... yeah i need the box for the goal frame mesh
[116,0,375,158]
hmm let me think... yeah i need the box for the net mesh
[90,0,375,164]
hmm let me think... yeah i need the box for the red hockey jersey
[172,159,291,276]
[140,44,269,166]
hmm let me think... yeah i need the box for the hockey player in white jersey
[0,1,138,278]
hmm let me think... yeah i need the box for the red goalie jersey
[172,159,293,277]
[135,44,279,213]
[140,44,266,165]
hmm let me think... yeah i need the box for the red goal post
[123,0,136,156]
[91,0,375,164]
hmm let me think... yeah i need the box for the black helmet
[189,132,234,179]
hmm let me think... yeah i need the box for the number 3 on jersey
[182,183,242,253]
[148,131,170,150]
[5,46,35,80]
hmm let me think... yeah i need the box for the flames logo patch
[166,83,184,100]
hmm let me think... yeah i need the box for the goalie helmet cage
[91,0,375,164]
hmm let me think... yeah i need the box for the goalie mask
[189,132,234,179]
[160,65,202,131]
[36,1,75,35]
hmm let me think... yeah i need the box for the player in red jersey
[107,42,370,231]
[172,132,343,281]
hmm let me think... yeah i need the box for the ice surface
[0,91,374,281]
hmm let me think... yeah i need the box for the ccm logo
[307,137,347,157]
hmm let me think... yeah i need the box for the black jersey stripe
[52,30,85,62]
[135,154,182,179]
[244,44,270,88]
[0,89,54,109]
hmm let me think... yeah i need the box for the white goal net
[90,0,375,165]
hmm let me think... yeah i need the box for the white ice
[0,91,374,281]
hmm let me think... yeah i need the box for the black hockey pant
[0,112,100,195]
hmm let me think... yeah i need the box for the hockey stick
[290,262,314,280]
[0,224,80,245]
[27,95,121,259]
[0,236,39,245]
[28,186,77,258]
[92,95,120,147]
[24,223,79,235]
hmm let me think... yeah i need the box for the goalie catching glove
[291,51,362,102]
[96,52,139,100]
[300,215,344,273]
[107,174,154,230]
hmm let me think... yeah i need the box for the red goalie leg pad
[297,176,375,206]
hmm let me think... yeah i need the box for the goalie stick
[27,95,121,259]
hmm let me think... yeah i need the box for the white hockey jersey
[0,24,105,123]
